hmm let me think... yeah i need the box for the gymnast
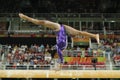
[19,13,100,69]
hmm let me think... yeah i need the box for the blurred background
[0,0,119,13]
[0,0,120,80]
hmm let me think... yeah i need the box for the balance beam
[0,70,120,78]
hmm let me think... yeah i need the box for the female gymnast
[19,13,100,69]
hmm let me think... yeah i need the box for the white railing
[0,30,120,34]
[1,64,119,70]
[0,13,120,18]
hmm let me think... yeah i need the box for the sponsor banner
[72,37,89,46]
[74,42,89,45]
[72,37,89,42]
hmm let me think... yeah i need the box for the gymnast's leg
[78,31,99,44]
[57,48,63,63]
[19,13,60,31]
[64,25,100,44]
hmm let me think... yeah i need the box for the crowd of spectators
[0,38,120,70]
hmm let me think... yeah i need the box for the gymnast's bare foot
[96,34,100,45]
[19,13,28,20]
[52,63,62,71]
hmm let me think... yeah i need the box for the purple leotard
[56,24,67,63]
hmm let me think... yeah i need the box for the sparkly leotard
[56,24,67,63]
